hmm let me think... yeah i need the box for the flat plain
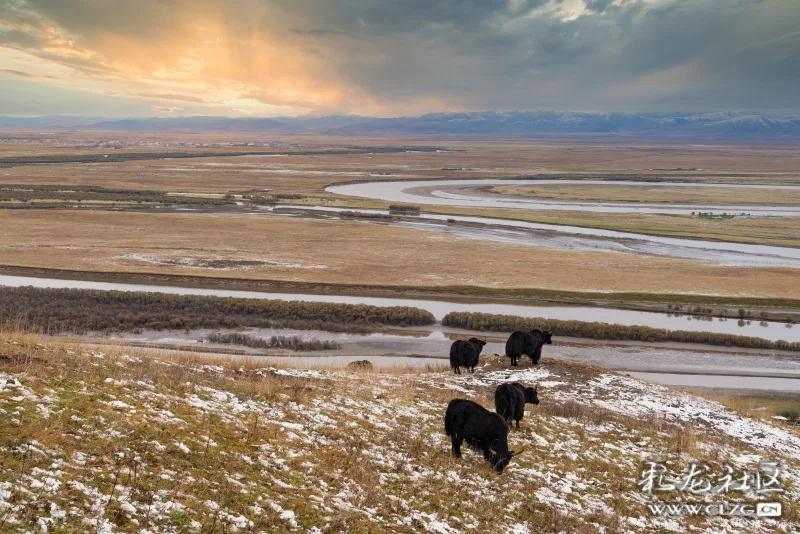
[1,131,799,304]
[484,183,800,205]
[1,209,799,299]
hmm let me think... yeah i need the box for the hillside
[0,333,798,533]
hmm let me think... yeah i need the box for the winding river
[147,202,800,267]
[97,326,800,391]
[327,178,800,216]
[273,205,800,267]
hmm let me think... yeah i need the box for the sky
[0,0,798,118]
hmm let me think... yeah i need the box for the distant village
[0,136,332,150]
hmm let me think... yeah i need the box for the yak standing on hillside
[444,399,524,474]
[449,337,487,374]
[495,382,539,429]
[505,329,553,366]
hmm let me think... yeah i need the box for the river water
[272,205,800,267]
[326,178,800,216]
[5,272,798,391]
[2,273,798,342]
[148,202,800,267]
[94,326,800,392]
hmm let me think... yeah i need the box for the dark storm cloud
[274,0,800,112]
[0,0,798,114]
[584,0,615,13]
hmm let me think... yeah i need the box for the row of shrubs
[338,211,397,220]
[204,332,342,351]
[0,185,231,206]
[388,204,421,212]
[0,287,436,334]
[442,312,800,352]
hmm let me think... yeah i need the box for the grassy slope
[1,333,799,533]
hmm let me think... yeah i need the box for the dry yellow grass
[1,209,798,298]
[1,329,798,532]
[4,135,799,249]
[420,204,800,247]
[3,136,800,195]
[489,183,800,206]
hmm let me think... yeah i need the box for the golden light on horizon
[0,0,797,117]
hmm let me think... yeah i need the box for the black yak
[449,338,487,374]
[444,399,523,474]
[495,382,539,429]
[505,329,553,366]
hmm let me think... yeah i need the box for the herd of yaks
[445,328,554,474]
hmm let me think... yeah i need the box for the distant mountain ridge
[87,116,289,132]
[0,115,104,128]
[349,111,800,139]
[2,111,799,139]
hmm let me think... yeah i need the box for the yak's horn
[511,447,527,457]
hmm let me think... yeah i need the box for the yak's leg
[515,420,520,429]
[510,356,518,367]
[482,445,493,461]
[451,437,462,458]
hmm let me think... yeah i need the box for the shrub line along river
[1,274,798,343]
[3,274,799,391]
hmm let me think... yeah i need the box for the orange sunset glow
[1,0,798,117]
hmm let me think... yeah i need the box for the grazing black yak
[495,382,539,429]
[505,329,553,366]
[444,399,523,474]
[449,338,487,374]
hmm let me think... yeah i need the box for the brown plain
[486,183,800,206]
[1,132,799,299]
[3,134,800,195]
[1,209,798,299]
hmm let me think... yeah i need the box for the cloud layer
[0,0,798,116]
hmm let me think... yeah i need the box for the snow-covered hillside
[0,335,797,533]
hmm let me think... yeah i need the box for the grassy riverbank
[443,312,800,352]
[0,330,798,532]
[3,265,800,317]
